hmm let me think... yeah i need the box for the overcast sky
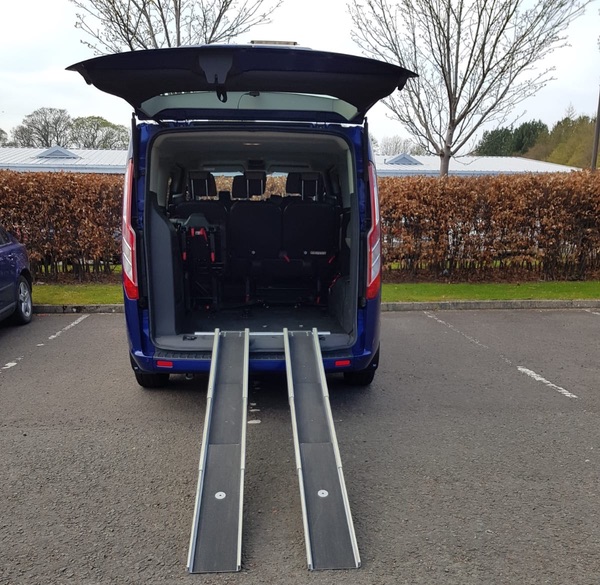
[0,0,598,144]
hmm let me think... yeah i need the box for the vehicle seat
[229,172,281,287]
[282,174,339,285]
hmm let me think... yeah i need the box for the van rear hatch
[67,45,416,123]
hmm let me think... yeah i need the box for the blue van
[69,44,416,388]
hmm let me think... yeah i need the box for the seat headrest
[286,172,302,195]
[232,175,248,199]
[286,172,324,201]
[300,172,323,201]
[189,171,217,199]
[232,172,266,198]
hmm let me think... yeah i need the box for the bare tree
[379,135,426,156]
[11,108,72,148]
[71,116,129,149]
[0,128,7,146]
[349,0,590,175]
[370,133,380,154]
[70,0,283,54]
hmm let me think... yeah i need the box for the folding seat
[282,175,339,296]
[228,172,282,295]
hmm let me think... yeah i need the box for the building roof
[375,154,580,176]
[0,147,128,174]
[0,148,580,176]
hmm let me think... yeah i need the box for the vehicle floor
[187,303,345,334]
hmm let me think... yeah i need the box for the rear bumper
[130,347,376,375]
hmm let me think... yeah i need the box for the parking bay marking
[423,311,577,400]
[1,315,90,375]
[47,315,89,340]
[1,357,23,371]
[516,366,577,399]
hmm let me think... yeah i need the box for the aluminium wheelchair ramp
[284,328,361,570]
[188,329,249,573]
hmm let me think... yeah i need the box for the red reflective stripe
[156,360,173,368]
[335,360,351,367]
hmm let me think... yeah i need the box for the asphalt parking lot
[1,309,600,584]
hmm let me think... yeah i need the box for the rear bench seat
[169,170,341,303]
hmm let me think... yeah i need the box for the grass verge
[31,281,600,306]
[382,281,600,303]
[33,283,123,305]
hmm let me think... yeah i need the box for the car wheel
[134,370,170,389]
[11,276,32,325]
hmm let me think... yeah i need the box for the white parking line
[48,315,89,340]
[584,309,600,316]
[424,311,576,399]
[424,312,489,349]
[2,357,23,370]
[0,315,90,375]
[517,367,578,399]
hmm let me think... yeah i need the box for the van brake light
[366,162,381,300]
[122,159,139,300]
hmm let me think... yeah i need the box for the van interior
[144,130,360,352]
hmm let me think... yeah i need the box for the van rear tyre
[135,371,170,389]
[343,347,379,386]
[343,369,375,386]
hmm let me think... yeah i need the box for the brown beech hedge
[380,172,600,281]
[0,171,122,280]
[1,170,599,282]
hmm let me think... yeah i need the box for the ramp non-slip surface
[188,328,358,572]
[299,442,357,569]
[191,443,242,572]
[285,329,360,570]
[188,330,248,573]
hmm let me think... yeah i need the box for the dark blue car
[0,223,32,325]
[69,44,416,388]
